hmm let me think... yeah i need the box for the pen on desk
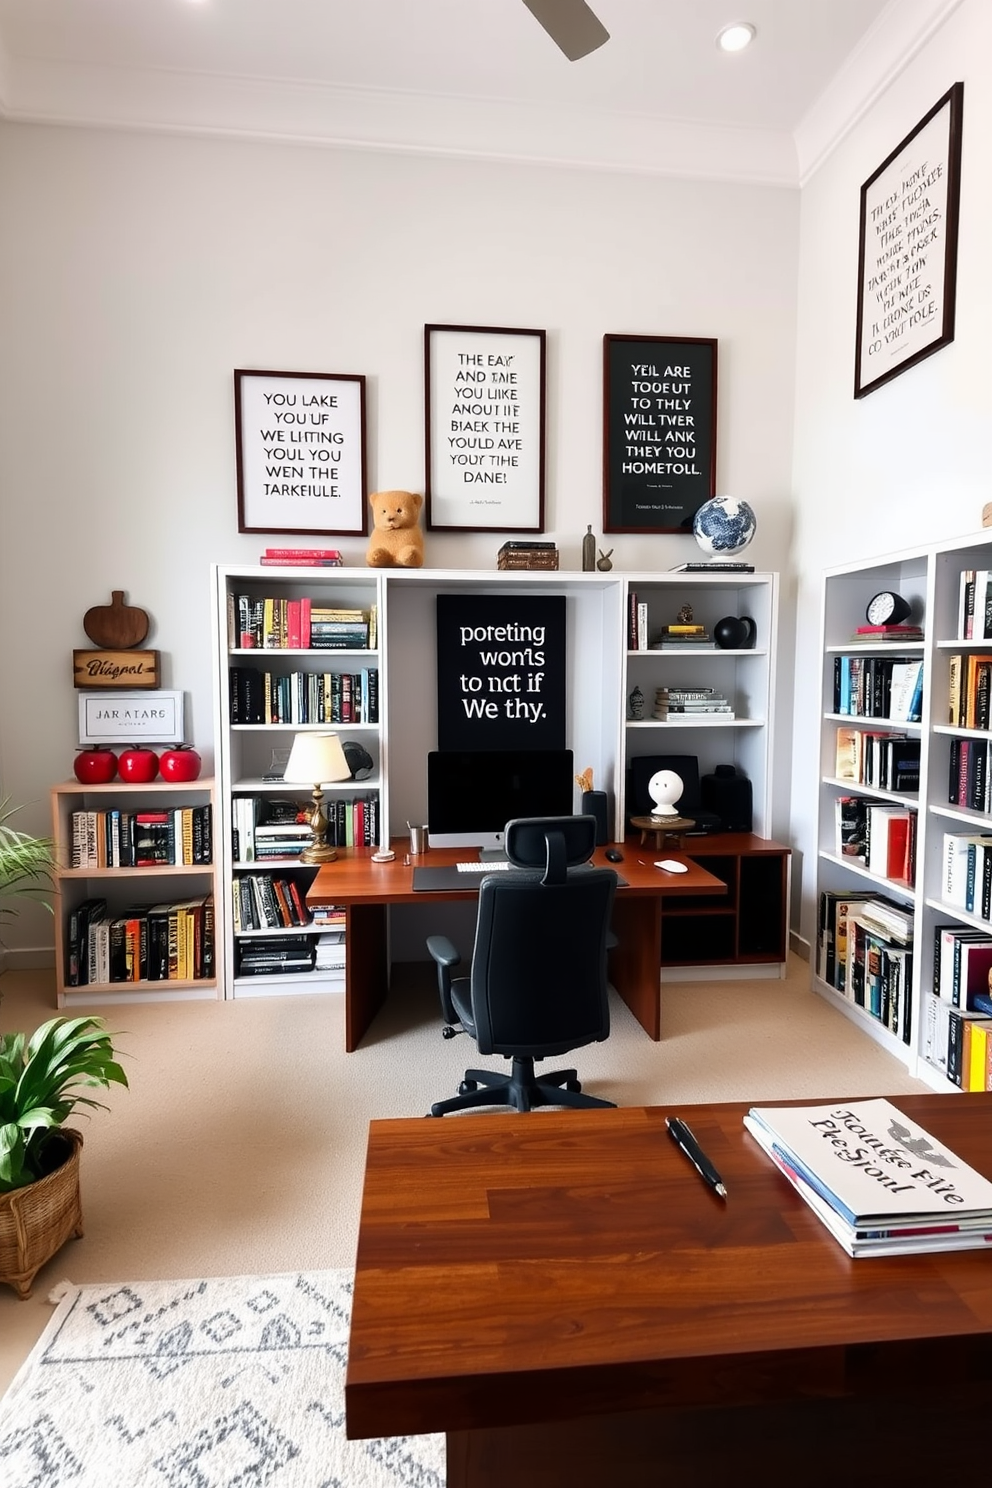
[666,1116,728,1199]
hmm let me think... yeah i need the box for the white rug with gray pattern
[0,1269,444,1488]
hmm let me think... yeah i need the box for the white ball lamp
[647,770,684,819]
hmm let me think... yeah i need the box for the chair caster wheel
[565,1079,582,1092]
[459,1080,478,1094]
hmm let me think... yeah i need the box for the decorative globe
[692,496,757,558]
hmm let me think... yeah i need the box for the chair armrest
[427,935,463,1028]
[427,935,461,969]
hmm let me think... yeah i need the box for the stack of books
[744,1098,992,1257]
[259,547,343,567]
[237,934,316,977]
[851,623,924,642]
[652,623,713,649]
[652,687,733,718]
[309,606,370,649]
[496,541,559,571]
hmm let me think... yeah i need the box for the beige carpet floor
[0,956,930,1396]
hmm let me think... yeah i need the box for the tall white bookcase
[212,564,780,1000]
[815,529,992,1088]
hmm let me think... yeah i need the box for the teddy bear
[365,490,425,568]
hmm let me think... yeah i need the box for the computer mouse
[605,848,624,863]
[655,859,688,873]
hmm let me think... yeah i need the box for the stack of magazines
[744,1098,992,1257]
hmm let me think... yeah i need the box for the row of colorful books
[65,894,214,985]
[229,593,376,650]
[941,830,992,920]
[70,805,212,868]
[948,737,992,814]
[815,889,913,1045]
[923,924,992,1088]
[957,568,992,641]
[947,652,992,729]
[232,872,310,932]
[834,728,920,792]
[831,654,923,721]
[834,796,916,886]
[232,794,380,862]
[229,666,379,725]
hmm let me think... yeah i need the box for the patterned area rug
[0,1269,444,1487]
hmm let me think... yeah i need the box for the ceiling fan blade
[521,0,610,61]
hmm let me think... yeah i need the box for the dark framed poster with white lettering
[855,81,963,399]
[235,368,368,535]
[603,335,717,534]
[425,324,546,532]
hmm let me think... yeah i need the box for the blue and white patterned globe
[692,496,757,557]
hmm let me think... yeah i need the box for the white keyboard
[455,859,511,873]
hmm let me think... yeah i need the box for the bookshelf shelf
[49,778,221,1007]
[815,531,992,1089]
[212,564,783,1000]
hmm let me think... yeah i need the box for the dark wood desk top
[308,841,727,907]
[347,1094,992,1439]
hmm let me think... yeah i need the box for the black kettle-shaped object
[714,615,756,650]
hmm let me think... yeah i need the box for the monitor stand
[478,846,508,862]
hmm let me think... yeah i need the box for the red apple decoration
[118,747,159,783]
[73,746,118,784]
[159,746,202,783]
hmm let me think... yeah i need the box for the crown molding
[795,0,964,185]
[0,56,800,187]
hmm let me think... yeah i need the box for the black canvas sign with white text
[436,595,565,751]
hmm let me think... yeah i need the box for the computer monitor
[427,749,575,851]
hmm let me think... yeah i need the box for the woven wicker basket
[0,1129,84,1299]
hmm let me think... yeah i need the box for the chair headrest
[504,815,596,879]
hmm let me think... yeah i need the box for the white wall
[0,122,799,956]
[790,0,992,951]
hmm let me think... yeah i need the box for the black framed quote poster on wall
[425,324,546,533]
[435,594,565,752]
[854,81,964,399]
[603,335,717,534]
[234,368,368,535]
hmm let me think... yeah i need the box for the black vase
[714,615,756,650]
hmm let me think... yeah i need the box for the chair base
[429,1055,615,1116]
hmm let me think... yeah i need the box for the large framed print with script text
[855,82,963,399]
[425,324,546,532]
[235,369,368,535]
[603,335,717,534]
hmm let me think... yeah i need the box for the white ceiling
[0,0,963,185]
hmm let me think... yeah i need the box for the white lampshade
[284,732,351,785]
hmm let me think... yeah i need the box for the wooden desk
[306,843,725,1051]
[347,1095,992,1487]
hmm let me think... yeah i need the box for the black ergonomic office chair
[425,815,618,1116]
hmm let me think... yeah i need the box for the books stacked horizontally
[259,547,343,567]
[315,930,346,972]
[496,541,559,570]
[236,934,316,977]
[309,605,370,650]
[744,1097,992,1257]
[652,687,733,719]
[850,622,924,642]
[651,622,714,649]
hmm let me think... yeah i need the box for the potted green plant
[0,1015,128,1297]
[0,795,56,942]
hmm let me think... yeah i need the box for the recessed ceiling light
[717,22,756,53]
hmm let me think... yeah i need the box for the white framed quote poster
[425,324,546,532]
[855,82,963,399]
[234,369,368,535]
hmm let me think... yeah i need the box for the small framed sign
[603,335,717,533]
[235,369,368,535]
[79,690,185,745]
[855,82,964,399]
[425,324,546,532]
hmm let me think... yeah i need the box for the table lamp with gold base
[284,732,352,864]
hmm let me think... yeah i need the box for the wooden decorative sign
[73,650,160,689]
